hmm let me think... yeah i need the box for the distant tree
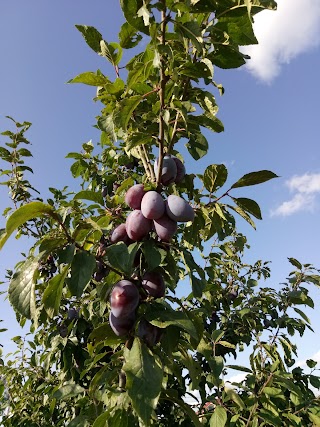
[1,1,320,426]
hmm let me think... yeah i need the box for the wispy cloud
[271,173,320,217]
[242,0,320,82]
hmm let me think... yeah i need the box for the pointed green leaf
[176,21,203,52]
[74,190,104,205]
[75,25,103,53]
[210,406,227,427]
[53,382,85,400]
[119,22,142,49]
[119,0,150,34]
[123,338,163,425]
[68,251,96,297]
[8,255,42,319]
[0,201,54,250]
[115,95,141,131]
[231,170,278,189]
[68,72,108,86]
[288,257,302,270]
[203,164,228,193]
[226,364,252,373]
[232,197,262,220]
[186,131,208,160]
[43,265,70,318]
[105,242,138,276]
[145,302,199,341]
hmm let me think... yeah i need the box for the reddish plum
[141,191,165,220]
[110,280,139,318]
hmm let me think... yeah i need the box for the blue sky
[0,0,320,370]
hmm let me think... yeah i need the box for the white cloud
[271,173,320,217]
[286,173,320,194]
[242,0,320,82]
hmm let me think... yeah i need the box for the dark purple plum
[154,156,177,185]
[142,271,165,298]
[126,210,153,241]
[125,184,146,209]
[110,223,131,244]
[110,280,140,318]
[109,312,136,337]
[67,308,79,320]
[172,157,186,183]
[153,213,177,242]
[165,195,194,222]
[141,191,165,220]
[137,318,162,346]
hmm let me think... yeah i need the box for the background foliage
[1,1,320,426]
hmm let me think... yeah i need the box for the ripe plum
[153,213,177,241]
[110,280,140,318]
[126,210,152,241]
[142,271,165,298]
[154,156,177,185]
[125,184,146,209]
[109,312,136,337]
[166,194,194,222]
[141,191,165,220]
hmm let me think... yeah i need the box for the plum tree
[1,2,320,427]
[125,209,153,241]
[165,194,195,222]
[142,271,165,298]
[125,184,145,209]
[110,280,140,318]
[141,191,165,220]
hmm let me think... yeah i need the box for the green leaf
[306,359,317,368]
[203,164,228,193]
[232,197,262,220]
[0,201,54,250]
[225,388,245,409]
[75,25,103,53]
[43,265,70,318]
[216,9,258,46]
[8,254,42,319]
[186,131,208,160]
[89,323,123,346]
[288,257,302,270]
[123,338,163,426]
[105,242,138,276]
[120,0,150,34]
[74,190,104,205]
[67,251,96,297]
[231,170,278,189]
[176,21,203,52]
[119,22,142,49]
[68,71,108,86]
[53,382,85,400]
[226,364,252,373]
[145,302,199,341]
[142,240,166,271]
[210,406,227,427]
[115,95,141,131]
[227,203,256,229]
[209,45,248,69]
[308,412,320,426]
[100,41,123,66]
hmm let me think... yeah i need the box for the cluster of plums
[107,155,194,339]
[109,273,164,340]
